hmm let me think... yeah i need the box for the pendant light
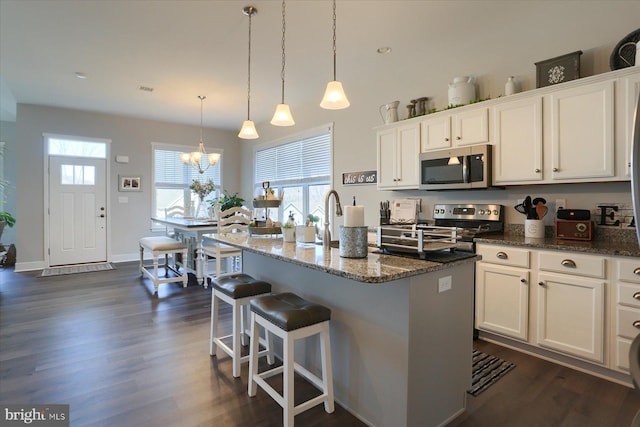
[238,6,259,139]
[271,0,295,126]
[181,96,221,174]
[320,0,350,110]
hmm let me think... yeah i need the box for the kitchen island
[209,234,479,427]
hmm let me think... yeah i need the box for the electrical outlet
[555,199,566,211]
[438,276,452,293]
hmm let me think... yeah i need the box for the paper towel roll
[344,205,364,227]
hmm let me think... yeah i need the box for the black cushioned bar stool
[248,292,334,427]
[210,273,274,378]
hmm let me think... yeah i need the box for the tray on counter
[252,199,281,208]
[249,226,281,235]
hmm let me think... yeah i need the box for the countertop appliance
[419,144,492,190]
[376,203,504,259]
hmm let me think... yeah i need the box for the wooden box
[535,50,582,88]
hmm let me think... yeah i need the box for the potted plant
[209,191,245,218]
[295,214,319,243]
[190,179,215,219]
[0,211,15,242]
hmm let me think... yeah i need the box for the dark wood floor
[1,261,639,426]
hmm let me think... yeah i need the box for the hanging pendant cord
[198,95,205,144]
[280,0,286,104]
[246,9,253,120]
[331,0,337,81]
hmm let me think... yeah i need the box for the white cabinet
[419,106,489,152]
[548,80,615,181]
[420,115,451,151]
[453,106,489,146]
[475,244,530,341]
[619,73,640,178]
[492,96,543,184]
[376,122,420,189]
[613,257,640,372]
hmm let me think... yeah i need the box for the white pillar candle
[344,205,365,227]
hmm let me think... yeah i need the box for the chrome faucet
[323,189,343,247]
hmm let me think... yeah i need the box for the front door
[49,156,107,266]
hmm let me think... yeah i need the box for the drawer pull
[538,281,544,287]
[496,252,508,259]
[634,292,640,301]
[634,267,640,276]
[561,259,576,268]
[634,320,640,329]
[520,278,527,284]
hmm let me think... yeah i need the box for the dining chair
[202,206,252,280]
[164,205,194,269]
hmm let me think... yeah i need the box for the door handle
[99,214,105,218]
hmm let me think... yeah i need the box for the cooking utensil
[536,204,548,219]
[514,203,527,215]
[532,197,546,206]
[523,196,537,219]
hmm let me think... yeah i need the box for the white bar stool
[210,273,274,378]
[248,292,334,427]
[139,236,188,293]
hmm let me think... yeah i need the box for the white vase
[282,227,296,242]
[195,198,209,219]
[505,76,518,95]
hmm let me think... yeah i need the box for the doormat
[468,349,515,396]
[41,262,114,277]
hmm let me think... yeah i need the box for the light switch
[115,155,129,163]
[118,196,128,203]
[438,276,452,293]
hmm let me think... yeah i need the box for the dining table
[151,216,217,285]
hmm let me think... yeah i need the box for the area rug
[468,349,516,396]
[41,262,114,277]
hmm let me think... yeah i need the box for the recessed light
[377,47,392,54]
[75,72,88,79]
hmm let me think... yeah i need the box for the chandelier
[181,95,220,174]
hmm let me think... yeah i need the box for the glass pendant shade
[270,103,295,126]
[238,120,259,139]
[320,80,350,109]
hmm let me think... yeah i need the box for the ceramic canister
[448,76,476,106]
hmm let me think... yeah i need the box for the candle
[344,205,365,227]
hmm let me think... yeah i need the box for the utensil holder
[339,226,368,258]
[525,219,545,238]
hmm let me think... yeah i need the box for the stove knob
[493,209,499,215]
[486,210,492,216]
[479,209,485,215]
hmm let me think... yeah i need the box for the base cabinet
[613,257,640,372]
[537,272,605,363]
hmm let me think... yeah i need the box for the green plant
[305,214,320,226]
[0,211,15,227]
[281,222,294,229]
[190,179,215,200]
[211,191,245,211]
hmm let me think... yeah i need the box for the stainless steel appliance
[631,92,640,249]
[376,203,504,259]
[419,144,492,190]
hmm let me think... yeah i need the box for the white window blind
[153,146,221,188]
[255,130,331,186]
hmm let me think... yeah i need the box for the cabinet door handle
[456,136,461,140]
[634,267,640,275]
[538,281,545,287]
[444,138,449,142]
[520,278,527,284]
[553,167,559,172]
[633,292,640,301]
[561,259,576,268]
[496,252,508,259]
[534,168,541,173]
[633,320,640,329]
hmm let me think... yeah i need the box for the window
[254,125,332,226]
[152,143,222,221]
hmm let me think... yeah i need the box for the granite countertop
[475,233,640,258]
[209,234,478,284]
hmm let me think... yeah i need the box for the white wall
[15,104,239,269]
[0,120,16,243]
[240,1,639,232]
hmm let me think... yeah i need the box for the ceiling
[2,0,455,129]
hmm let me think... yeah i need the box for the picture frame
[119,175,141,192]
[535,50,582,88]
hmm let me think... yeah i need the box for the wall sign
[342,170,377,185]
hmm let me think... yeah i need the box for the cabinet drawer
[476,245,530,268]
[617,258,640,284]
[618,282,640,308]
[617,306,640,339]
[538,251,605,279]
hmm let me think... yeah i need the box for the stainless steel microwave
[419,144,492,190]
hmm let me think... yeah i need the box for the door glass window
[60,164,95,185]
[48,138,106,158]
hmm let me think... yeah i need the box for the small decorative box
[535,50,582,88]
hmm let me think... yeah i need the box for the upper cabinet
[548,80,615,181]
[619,72,640,178]
[419,106,489,152]
[493,96,543,184]
[377,122,420,190]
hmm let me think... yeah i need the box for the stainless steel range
[376,203,504,259]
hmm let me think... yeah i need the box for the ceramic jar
[505,76,518,95]
[448,76,475,106]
